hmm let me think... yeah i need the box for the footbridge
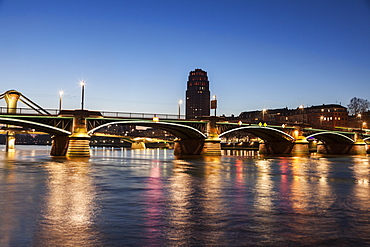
[0,90,368,157]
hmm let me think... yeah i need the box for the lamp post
[178,99,183,119]
[80,81,85,111]
[59,90,64,112]
[358,113,362,129]
[211,95,217,117]
[262,108,267,122]
[299,105,304,124]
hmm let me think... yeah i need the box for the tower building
[185,69,210,119]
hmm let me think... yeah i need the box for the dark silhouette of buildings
[186,69,210,119]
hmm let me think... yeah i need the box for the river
[0,145,370,246]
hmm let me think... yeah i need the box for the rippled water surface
[1,146,370,246]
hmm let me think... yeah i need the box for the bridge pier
[5,131,16,152]
[50,135,69,156]
[4,90,20,152]
[202,139,222,156]
[132,141,146,149]
[66,115,91,157]
[173,139,205,156]
[308,140,318,152]
[173,138,222,156]
[291,138,310,156]
[202,117,221,155]
[349,139,367,155]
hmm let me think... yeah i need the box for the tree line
[347,97,370,115]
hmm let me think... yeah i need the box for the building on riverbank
[238,104,348,129]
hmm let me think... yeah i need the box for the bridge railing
[100,111,185,120]
[0,107,185,119]
[0,107,59,115]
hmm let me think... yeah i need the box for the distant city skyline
[1,0,369,116]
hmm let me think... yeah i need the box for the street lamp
[211,95,217,117]
[299,105,304,124]
[262,108,267,122]
[80,81,85,111]
[58,90,64,112]
[358,113,362,129]
[178,99,183,119]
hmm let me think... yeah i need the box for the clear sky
[1,0,369,116]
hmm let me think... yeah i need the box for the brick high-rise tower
[185,69,210,119]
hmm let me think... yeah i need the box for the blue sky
[1,0,369,116]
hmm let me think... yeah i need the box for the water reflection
[34,159,100,246]
[1,146,370,245]
[167,157,226,245]
[143,160,165,246]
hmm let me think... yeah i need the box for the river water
[0,145,370,246]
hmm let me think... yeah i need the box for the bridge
[0,90,368,157]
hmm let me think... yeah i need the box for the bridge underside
[220,126,296,155]
[87,120,207,140]
[0,116,72,155]
[0,116,72,136]
[306,132,363,155]
[88,120,213,156]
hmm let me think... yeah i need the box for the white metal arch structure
[87,120,207,140]
[219,126,295,142]
[0,117,71,136]
[306,132,354,143]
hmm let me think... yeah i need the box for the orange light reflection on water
[34,159,99,246]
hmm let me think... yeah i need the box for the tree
[347,97,370,115]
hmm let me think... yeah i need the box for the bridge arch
[87,120,207,140]
[306,132,355,154]
[306,132,354,143]
[219,126,295,142]
[0,117,71,136]
[219,126,296,154]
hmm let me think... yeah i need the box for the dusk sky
[1,0,369,116]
